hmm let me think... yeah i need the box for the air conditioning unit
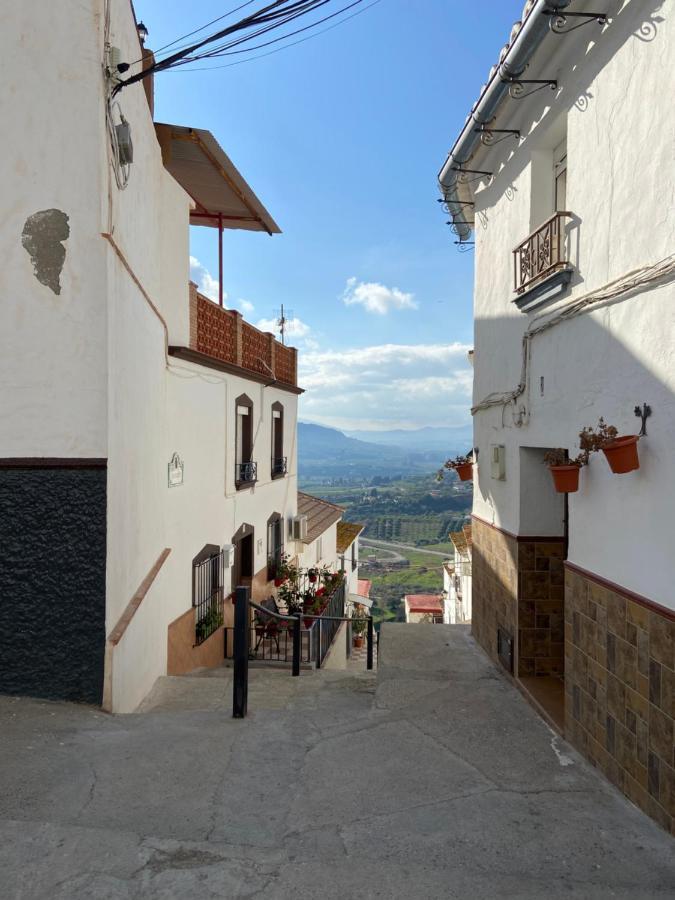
[221,544,235,567]
[290,515,308,542]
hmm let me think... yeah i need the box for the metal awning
[348,593,373,610]
[154,122,281,235]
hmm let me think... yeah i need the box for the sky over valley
[140,0,524,431]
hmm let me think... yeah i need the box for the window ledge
[513,267,573,314]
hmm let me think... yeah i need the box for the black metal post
[316,618,322,669]
[292,614,301,677]
[367,617,374,671]
[233,585,249,718]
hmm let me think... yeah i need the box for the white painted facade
[442,551,472,625]
[1,0,300,711]
[459,1,675,609]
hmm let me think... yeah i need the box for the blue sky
[136,0,524,431]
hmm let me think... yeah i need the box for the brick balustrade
[188,283,297,386]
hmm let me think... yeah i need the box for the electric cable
[163,0,381,73]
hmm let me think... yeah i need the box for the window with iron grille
[267,514,284,581]
[193,546,225,645]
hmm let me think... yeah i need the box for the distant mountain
[345,425,473,454]
[297,422,446,478]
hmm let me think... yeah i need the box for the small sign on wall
[168,453,184,488]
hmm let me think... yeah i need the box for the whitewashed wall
[469,0,675,609]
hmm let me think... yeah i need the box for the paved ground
[1,624,674,899]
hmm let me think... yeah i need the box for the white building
[0,0,308,713]
[437,0,675,831]
[443,525,472,624]
[404,595,444,624]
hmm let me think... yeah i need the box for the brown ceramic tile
[607,593,627,640]
[627,600,650,632]
[660,761,675,818]
[637,717,649,767]
[649,658,662,707]
[637,629,650,677]
[649,703,674,761]
[650,612,674,670]
[648,752,661,798]
[607,674,626,721]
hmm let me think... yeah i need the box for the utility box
[491,444,506,480]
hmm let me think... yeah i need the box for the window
[267,513,284,580]
[316,536,323,564]
[351,541,357,572]
[271,402,286,477]
[192,544,225,645]
[235,394,256,486]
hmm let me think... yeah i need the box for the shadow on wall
[471,276,675,603]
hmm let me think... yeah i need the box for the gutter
[438,0,572,240]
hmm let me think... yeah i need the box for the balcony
[271,456,288,478]
[181,284,298,387]
[513,211,573,297]
[236,461,257,487]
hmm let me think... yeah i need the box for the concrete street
[1,624,674,898]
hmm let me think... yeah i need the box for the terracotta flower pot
[455,462,473,482]
[602,435,640,474]
[548,464,580,493]
[353,635,364,648]
[274,577,283,588]
[308,574,318,584]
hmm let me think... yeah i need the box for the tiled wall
[471,517,518,668]
[565,565,675,834]
[518,541,565,677]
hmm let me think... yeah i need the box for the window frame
[235,393,256,488]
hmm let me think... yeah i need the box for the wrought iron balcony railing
[236,460,258,486]
[513,211,572,294]
[271,456,288,477]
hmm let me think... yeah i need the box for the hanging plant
[438,451,474,483]
[580,418,640,474]
[543,448,587,493]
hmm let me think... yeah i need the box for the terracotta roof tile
[405,594,443,614]
[297,491,343,544]
[336,520,365,554]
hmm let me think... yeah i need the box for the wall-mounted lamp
[137,21,149,45]
[634,403,651,436]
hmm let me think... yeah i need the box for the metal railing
[235,460,258,485]
[232,585,374,718]
[193,550,225,645]
[271,456,287,477]
[513,211,572,294]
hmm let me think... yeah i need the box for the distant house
[336,520,365,597]
[443,525,472,624]
[404,594,444,624]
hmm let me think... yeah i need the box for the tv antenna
[273,304,294,345]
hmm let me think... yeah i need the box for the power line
[114,0,347,91]
[162,0,381,73]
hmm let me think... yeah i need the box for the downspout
[438,0,572,240]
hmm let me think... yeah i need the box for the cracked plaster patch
[21,208,70,295]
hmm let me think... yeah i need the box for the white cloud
[189,256,223,304]
[256,316,311,341]
[342,277,417,315]
[236,299,255,314]
[298,342,473,431]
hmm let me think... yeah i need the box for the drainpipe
[438,0,572,240]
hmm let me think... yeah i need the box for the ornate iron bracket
[474,125,521,146]
[437,199,474,207]
[447,221,475,230]
[544,9,609,34]
[501,77,557,99]
[634,403,651,436]
[455,241,475,251]
[449,166,493,186]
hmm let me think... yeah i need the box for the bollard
[233,585,250,718]
[292,614,301,677]
[367,616,374,671]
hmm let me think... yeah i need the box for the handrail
[107,548,171,646]
[512,211,573,294]
[249,600,298,622]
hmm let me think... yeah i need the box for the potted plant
[543,448,587,494]
[438,451,473,483]
[351,609,368,648]
[308,568,318,584]
[580,417,640,474]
